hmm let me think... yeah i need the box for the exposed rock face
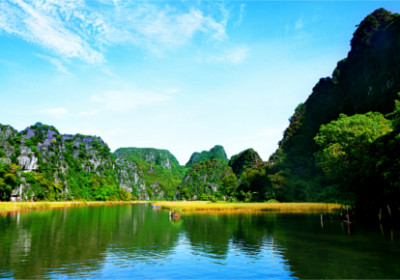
[17,147,38,171]
[115,155,147,200]
[0,122,119,201]
[229,149,263,176]
[114,148,185,200]
[269,8,400,201]
[0,124,18,163]
[186,145,228,167]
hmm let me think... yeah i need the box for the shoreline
[0,200,343,215]
[0,201,147,215]
[151,201,342,214]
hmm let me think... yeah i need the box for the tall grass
[0,201,144,214]
[151,201,342,214]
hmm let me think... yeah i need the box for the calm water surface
[0,204,399,279]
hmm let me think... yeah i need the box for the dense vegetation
[2,9,400,220]
[114,148,187,200]
[0,123,130,201]
[313,104,400,218]
[185,145,228,167]
[179,159,236,201]
[266,8,400,218]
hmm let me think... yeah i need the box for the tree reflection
[1,206,400,279]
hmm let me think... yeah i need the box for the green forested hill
[114,148,187,200]
[269,8,400,203]
[2,8,400,215]
[0,123,129,201]
[229,148,263,177]
[185,145,228,167]
[179,159,236,201]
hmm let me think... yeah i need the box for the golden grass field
[0,200,342,215]
[0,201,146,214]
[151,201,342,214]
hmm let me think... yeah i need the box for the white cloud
[206,45,249,64]
[165,88,180,94]
[91,90,171,112]
[0,1,229,63]
[79,110,98,116]
[222,45,249,64]
[36,54,70,74]
[103,5,228,52]
[236,4,245,26]
[0,0,104,63]
[40,107,68,117]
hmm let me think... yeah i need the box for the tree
[314,112,392,204]
[221,173,238,199]
[0,162,19,200]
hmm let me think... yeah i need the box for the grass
[0,201,146,214]
[0,200,343,215]
[151,201,342,214]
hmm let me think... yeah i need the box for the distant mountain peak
[185,145,228,167]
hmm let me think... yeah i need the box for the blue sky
[0,1,399,165]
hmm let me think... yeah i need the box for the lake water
[0,204,399,279]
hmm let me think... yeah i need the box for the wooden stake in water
[321,213,324,228]
[387,204,392,217]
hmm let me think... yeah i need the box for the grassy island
[151,201,342,214]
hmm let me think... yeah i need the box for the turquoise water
[0,204,399,279]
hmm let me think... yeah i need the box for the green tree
[315,112,392,177]
[314,112,392,204]
[220,172,238,199]
[0,162,19,200]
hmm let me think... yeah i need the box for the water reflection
[0,204,399,279]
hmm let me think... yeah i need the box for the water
[0,204,399,279]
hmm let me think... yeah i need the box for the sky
[1,0,399,165]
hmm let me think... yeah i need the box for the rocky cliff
[114,148,186,200]
[0,122,128,201]
[269,8,400,201]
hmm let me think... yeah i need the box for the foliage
[314,107,400,218]
[0,123,125,201]
[186,145,228,167]
[314,112,392,179]
[220,172,238,199]
[0,162,20,200]
[228,148,263,176]
[114,148,187,200]
[269,8,400,204]
[179,159,233,200]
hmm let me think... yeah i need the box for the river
[0,204,399,279]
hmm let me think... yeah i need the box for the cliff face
[113,148,186,200]
[270,8,400,201]
[0,123,126,201]
[185,145,228,167]
[0,124,19,164]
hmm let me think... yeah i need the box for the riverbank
[151,201,342,214]
[0,201,343,215]
[0,201,145,214]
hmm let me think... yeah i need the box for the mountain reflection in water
[0,204,399,279]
